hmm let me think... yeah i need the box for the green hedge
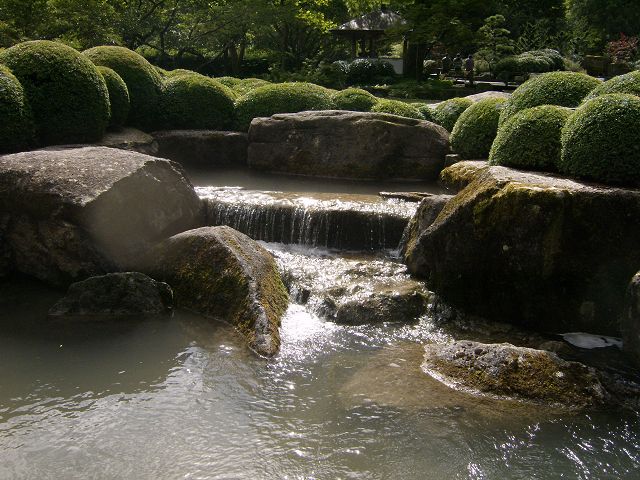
[84,46,162,131]
[370,99,423,119]
[583,71,640,102]
[159,72,235,130]
[231,78,271,96]
[494,49,565,82]
[0,40,110,146]
[451,97,507,159]
[559,94,640,185]
[332,88,379,111]
[235,82,334,131]
[0,65,34,152]
[432,97,474,131]
[489,105,572,171]
[96,66,130,128]
[499,71,601,125]
[414,103,436,122]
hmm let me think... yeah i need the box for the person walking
[452,53,463,78]
[441,54,452,76]
[465,54,475,86]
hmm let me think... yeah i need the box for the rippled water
[1,276,639,480]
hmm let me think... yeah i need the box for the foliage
[494,49,564,82]
[475,15,514,74]
[432,97,474,132]
[387,79,455,99]
[234,81,334,131]
[499,71,601,125]
[158,72,235,130]
[566,0,640,44]
[370,99,423,119]
[0,40,109,145]
[450,97,507,159]
[583,71,640,101]
[332,87,378,111]
[84,45,162,131]
[414,102,436,122]
[489,105,572,170]
[0,64,34,152]
[345,58,396,86]
[606,33,638,64]
[559,93,640,185]
[96,65,130,128]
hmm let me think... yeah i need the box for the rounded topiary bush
[159,73,235,130]
[559,94,640,185]
[450,97,507,159]
[234,82,334,131]
[432,97,474,131]
[370,99,423,119]
[333,88,379,111]
[583,71,640,102]
[232,78,271,96]
[96,66,130,128]
[84,46,162,131]
[0,40,110,146]
[499,71,601,125]
[0,65,34,152]
[489,105,572,171]
[414,103,436,122]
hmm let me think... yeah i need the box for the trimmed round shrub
[333,88,379,111]
[414,103,436,122]
[159,73,235,130]
[165,68,196,77]
[583,71,640,102]
[234,82,334,131]
[451,97,507,159]
[489,105,572,171]
[499,71,601,125]
[559,94,640,185]
[84,46,162,131]
[0,65,34,152]
[346,58,396,85]
[0,40,110,146]
[232,78,271,96]
[370,99,423,119]
[432,97,474,131]
[96,66,130,128]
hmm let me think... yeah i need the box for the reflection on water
[1,279,639,479]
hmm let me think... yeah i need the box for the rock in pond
[0,146,203,286]
[49,272,173,317]
[143,226,289,357]
[622,272,640,366]
[405,161,640,335]
[422,340,607,409]
[99,127,159,156]
[152,130,248,167]
[248,110,449,180]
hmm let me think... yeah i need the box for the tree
[567,0,640,44]
[476,14,513,73]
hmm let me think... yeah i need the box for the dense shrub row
[494,49,566,82]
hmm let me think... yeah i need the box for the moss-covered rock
[450,97,507,159]
[84,46,162,131]
[583,71,640,102]
[0,65,34,153]
[432,97,474,131]
[559,94,640,185]
[489,105,573,171]
[0,40,110,146]
[371,99,423,119]
[159,73,235,130]
[96,66,130,128]
[332,87,379,112]
[234,82,334,131]
[499,71,601,125]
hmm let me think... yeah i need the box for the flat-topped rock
[152,130,248,166]
[99,127,158,156]
[248,110,449,180]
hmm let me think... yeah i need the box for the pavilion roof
[333,8,405,32]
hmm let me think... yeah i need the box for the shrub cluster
[414,103,436,122]
[494,49,566,82]
[96,66,130,128]
[217,77,271,96]
[332,88,379,111]
[371,99,423,119]
[451,97,507,159]
[582,70,640,102]
[340,58,396,86]
[431,97,474,131]
[0,65,34,152]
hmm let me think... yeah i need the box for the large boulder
[405,161,640,335]
[248,110,449,180]
[143,226,289,356]
[152,130,248,167]
[0,147,203,285]
[622,273,640,365]
[399,194,453,258]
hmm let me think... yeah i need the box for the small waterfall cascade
[197,187,419,251]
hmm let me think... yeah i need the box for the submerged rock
[152,130,248,167]
[49,272,173,317]
[622,272,640,365]
[0,146,203,286]
[422,340,607,409]
[405,161,640,335]
[248,110,449,180]
[144,226,289,356]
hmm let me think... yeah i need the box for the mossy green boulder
[235,82,334,131]
[0,65,34,153]
[583,71,640,102]
[559,94,640,185]
[333,88,379,112]
[371,99,423,119]
[84,46,162,131]
[0,40,110,146]
[499,71,601,125]
[96,66,130,128]
[432,97,473,131]
[159,72,235,130]
[489,105,573,171]
[450,97,507,159]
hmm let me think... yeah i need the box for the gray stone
[49,272,173,317]
[622,272,640,365]
[143,226,289,357]
[152,130,248,167]
[0,146,203,286]
[99,127,159,156]
[248,110,449,180]
[400,194,453,258]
